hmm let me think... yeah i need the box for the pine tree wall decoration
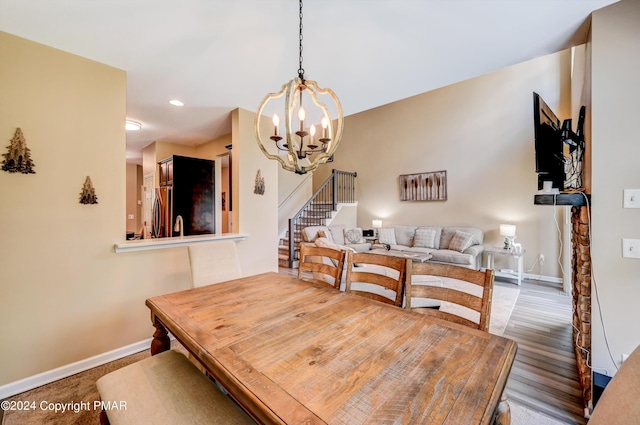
[2,128,36,174]
[79,176,98,204]
[254,169,265,195]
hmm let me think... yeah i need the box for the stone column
[571,205,592,409]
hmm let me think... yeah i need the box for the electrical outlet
[623,189,640,208]
[127,214,134,220]
[538,253,545,264]
[623,239,640,258]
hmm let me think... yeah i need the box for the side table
[485,246,525,285]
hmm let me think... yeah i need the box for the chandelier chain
[298,0,305,80]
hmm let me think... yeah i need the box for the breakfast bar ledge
[113,233,248,253]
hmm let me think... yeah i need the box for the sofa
[301,224,373,253]
[302,224,485,270]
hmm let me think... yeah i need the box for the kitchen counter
[114,233,249,253]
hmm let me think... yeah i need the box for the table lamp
[500,224,516,250]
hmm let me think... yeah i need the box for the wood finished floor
[279,267,587,425]
[501,277,587,425]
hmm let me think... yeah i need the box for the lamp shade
[372,219,382,228]
[499,224,516,237]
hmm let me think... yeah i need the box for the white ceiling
[0,0,618,164]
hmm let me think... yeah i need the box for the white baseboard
[0,338,153,399]
[523,272,563,284]
[494,271,562,285]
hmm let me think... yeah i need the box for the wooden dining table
[145,272,517,425]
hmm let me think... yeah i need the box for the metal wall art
[254,169,265,195]
[79,176,98,204]
[2,128,36,174]
[399,170,447,201]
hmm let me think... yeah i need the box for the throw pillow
[413,228,437,248]
[344,228,365,244]
[448,230,475,253]
[317,229,333,242]
[378,227,397,245]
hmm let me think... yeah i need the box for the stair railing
[287,169,357,266]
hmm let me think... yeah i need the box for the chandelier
[254,0,343,174]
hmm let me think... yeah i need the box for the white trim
[493,270,563,285]
[0,338,153,399]
[114,233,248,253]
[524,272,563,284]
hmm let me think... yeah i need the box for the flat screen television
[533,92,564,190]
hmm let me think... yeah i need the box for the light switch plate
[623,189,640,208]
[622,239,640,258]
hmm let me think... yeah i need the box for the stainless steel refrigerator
[151,155,215,238]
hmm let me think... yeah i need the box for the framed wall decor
[399,170,447,201]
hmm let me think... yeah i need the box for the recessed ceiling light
[169,99,184,107]
[125,120,142,131]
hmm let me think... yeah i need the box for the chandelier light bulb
[321,117,329,138]
[272,114,279,136]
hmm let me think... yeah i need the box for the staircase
[278,169,357,268]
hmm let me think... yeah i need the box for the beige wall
[232,108,279,275]
[591,0,640,376]
[0,31,192,386]
[0,32,275,389]
[315,50,574,277]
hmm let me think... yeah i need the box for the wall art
[79,176,98,204]
[2,127,36,174]
[399,170,447,201]
[254,169,265,195]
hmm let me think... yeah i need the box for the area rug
[511,400,573,425]
[437,278,520,335]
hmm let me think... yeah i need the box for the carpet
[2,283,521,425]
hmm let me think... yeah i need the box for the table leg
[517,255,523,286]
[486,252,494,270]
[493,392,511,425]
[150,317,170,355]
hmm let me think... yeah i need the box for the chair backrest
[298,243,346,289]
[187,241,242,288]
[587,344,640,425]
[405,262,494,331]
[345,253,407,306]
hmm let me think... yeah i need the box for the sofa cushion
[440,226,483,249]
[378,228,397,245]
[413,227,438,249]
[349,243,373,253]
[404,246,436,255]
[449,230,475,253]
[429,249,475,266]
[344,228,365,244]
[393,225,417,246]
[328,225,346,245]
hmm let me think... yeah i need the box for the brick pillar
[571,205,591,409]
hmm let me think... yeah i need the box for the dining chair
[345,253,407,306]
[298,243,347,289]
[405,261,494,332]
[187,241,242,288]
[587,344,640,424]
